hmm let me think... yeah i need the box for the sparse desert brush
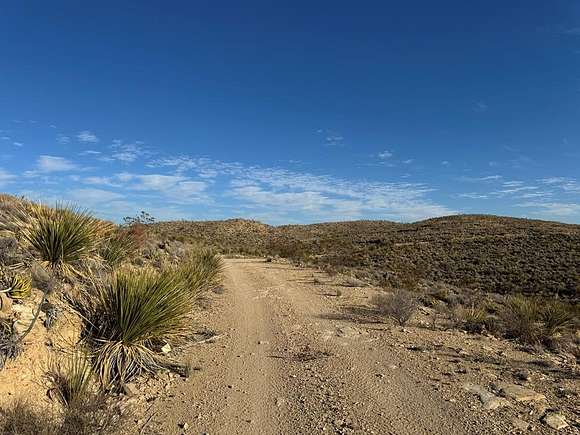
[49,351,94,408]
[0,399,56,435]
[0,319,22,370]
[500,296,542,344]
[540,301,576,337]
[45,350,125,434]
[0,202,113,276]
[372,288,418,326]
[176,249,224,297]
[78,268,196,387]
[453,304,487,333]
[99,228,139,267]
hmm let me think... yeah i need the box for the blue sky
[1,1,579,224]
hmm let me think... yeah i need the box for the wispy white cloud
[154,156,455,221]
[317,129,344,147]
[110,140,150,162]
[13,142,23,147]
[0,169,16,187]
[378,150,393,159]
[516,201,580,217]
[68,188,124,204]
[29,155,78,174]
[77,130,99,143]
[57,134,71,144]
[462,175,503,182]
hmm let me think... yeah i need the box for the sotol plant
[80,268,197,387]
[0,202,113,276]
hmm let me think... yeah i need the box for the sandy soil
[135,258,574,435]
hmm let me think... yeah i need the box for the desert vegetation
[0,196,223,433]
[153,215,580,298]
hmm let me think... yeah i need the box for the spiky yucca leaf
[501,296,542,344]
[99,229,139,267]
[0,202,113,275]
[86,268,194,386]
[176,249,224,297]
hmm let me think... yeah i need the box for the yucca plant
[4,274,32,299]
[500,296,542,344]
[49,351,94,408]
[176,249,224,297]
[540,301,575,337]
[82,268,195,387]
[0,202,113,276]
[99,229,138,268]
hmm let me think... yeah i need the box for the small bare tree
[372,289,418,326]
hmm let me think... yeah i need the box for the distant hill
[153,215,580,298]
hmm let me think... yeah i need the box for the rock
[542,413,568,430]
[462,384,509,410]
[499,384,546,402]
[515,369,531,381]
[161,343,172,354]
[512,418,530,431]
[179,422,189,431]
[122,383,140,397]
[258,340,269,345]
[0,293,12,314]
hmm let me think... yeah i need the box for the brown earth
[133,259,578,435]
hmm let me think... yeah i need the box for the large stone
[542,413,568,430]
[462,383,509,410]
[0,293,12,314]
[499,384,546,402]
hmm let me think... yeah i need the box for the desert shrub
[0,319,21,370]
[99,228,139,267]
[453,304,487,333]
[500,296,542,344]
[540,301,575,337]
[79,268,196,387]
[0,399,55,435]
[176,249,224,297]
[49,351,94,408]
[46,351,125,434]
[0,272,32,299]
[0,203,113,276]
[0,397,124,435]
[372,289,418,326]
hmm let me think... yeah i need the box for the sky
[0,1,579,224]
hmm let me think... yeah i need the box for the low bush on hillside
[500,296,576,345]
[372,289,418,326]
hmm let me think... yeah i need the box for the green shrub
[81,268,196,386]
[99,229,138,267]
[453,304,487,333]
[500,296,542,344]
[176,249,224,297]
[540,301,575,337]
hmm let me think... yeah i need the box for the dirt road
[142,259,511,434]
